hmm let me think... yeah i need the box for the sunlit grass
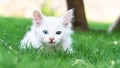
[0,17,120,68]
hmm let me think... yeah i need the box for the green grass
[0,16,120,68]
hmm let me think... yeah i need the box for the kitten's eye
[56,31,62,35]
[42,30,48,34]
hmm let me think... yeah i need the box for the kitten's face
[35,17,70,46]
[32,10,73,46]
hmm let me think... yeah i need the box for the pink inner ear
[36,22,41,26]
[34,19,42,27]
[65,23,68,26]
[64,18,69,26]
[64,12,72,26]
[33,10,43,27]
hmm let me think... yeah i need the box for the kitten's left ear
[33,10,43,27]
[62,9,74,28]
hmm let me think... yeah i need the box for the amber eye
[42,30,48,34]
[56,31,62,35]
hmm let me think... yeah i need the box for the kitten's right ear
[61,9,74,28]
[33,10,43,27]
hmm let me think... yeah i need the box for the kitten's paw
[20,45,26,49]
[66,48,74,54]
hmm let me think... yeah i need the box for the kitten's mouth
[48,41,56,46]
[49,40,54,44]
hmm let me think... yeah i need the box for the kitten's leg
[20,36,42,49]
[20,36,31,49]
[20,32,35,49]
[62,37,73,53]
[20,32,42,49]
[31,40,41,49]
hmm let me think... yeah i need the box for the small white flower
[8,46,12,50]
[111,60,115,65]
[72,59,86,66]
[112,41,118,45]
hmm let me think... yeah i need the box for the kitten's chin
[44,42,58,47]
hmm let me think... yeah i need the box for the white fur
[20,9,74,53]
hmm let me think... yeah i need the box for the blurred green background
[0,0,120,68]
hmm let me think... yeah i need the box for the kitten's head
[32,9,74,46]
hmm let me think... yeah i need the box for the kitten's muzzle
[49,37,54,43]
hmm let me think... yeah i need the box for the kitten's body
[21,9,74,53]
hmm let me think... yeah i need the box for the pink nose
[49,37,54,41]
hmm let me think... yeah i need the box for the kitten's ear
[62,9,74,28]
[33,10,43,27]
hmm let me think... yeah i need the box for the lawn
[0,16,120,68]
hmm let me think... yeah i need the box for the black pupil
[43,30,48,34]
[56,31,61,35]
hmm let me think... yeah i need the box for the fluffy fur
[20,9,74,53]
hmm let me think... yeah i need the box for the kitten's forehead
[40,16,64,31]
[43,16,62,25]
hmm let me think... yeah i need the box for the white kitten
[20,9,74,53]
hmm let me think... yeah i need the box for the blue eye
[42,30,48,34]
